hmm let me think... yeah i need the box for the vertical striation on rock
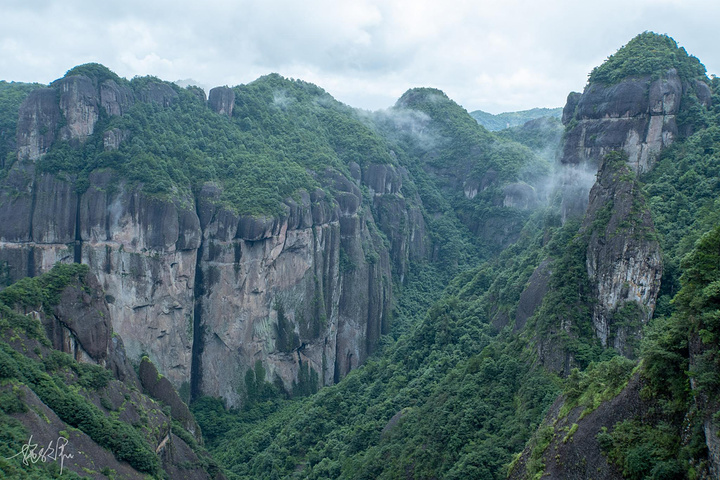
[208,86,235,118]
[580,152,662,356]
[1,68,429,408]
[559,69,711,221]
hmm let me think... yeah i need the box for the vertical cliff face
[580,152,662,356]
[557,63,710,353]
[559,70,711,220]
[0,71,426,407]
[562,70,681,173]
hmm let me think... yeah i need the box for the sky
[1,0,718,114]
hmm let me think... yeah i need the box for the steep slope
[510,35,720,480]
[196,33,720,480]
[560,32,710,219]
[375,88,552,256]
[0,67,428,407]
[0,264,221,479]
[0,65,553,410]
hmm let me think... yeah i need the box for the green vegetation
[496,116,564,155]
[591,227,720,479]
[562,356,637,417]
[0,263,89,314]
[188,38,720,480]
[0,265,160,476]
[0,264,221,478]
[31,71,400,216]
[589,32,707,85]
[2,33,719,479]
[470,107,562,132]
[64,62,127,87]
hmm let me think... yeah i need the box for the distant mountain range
[470,106,562,131]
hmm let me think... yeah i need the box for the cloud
[1,0,718,113]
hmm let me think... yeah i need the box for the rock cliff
[0,70,429,407]
[555,66,710,353]
[559,69,711,220]
[580,152,662,356]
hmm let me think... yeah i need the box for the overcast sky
[1,0,718,114]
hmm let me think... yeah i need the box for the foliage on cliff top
[0,263,89,314]
[63,62,127,86]
[33,69,400,216]
[643,76,720,314]
[588,32,707,85]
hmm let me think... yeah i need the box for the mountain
[185,32,718,480]
[1,31,718,480]
[470,107,563,131]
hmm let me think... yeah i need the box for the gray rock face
[57,75,100,142]
[3,74,428,406]
[137,81,178,106]
[559,69,711,221]
[18,270,140,387]
[100,80,135,116]
[17,75,137,161]
[17,88,62,160]
[208,86,235,117]
[561,70,686,174]
[191,166,401,406]
[509,373,643,480]
[0,162,418,406]
[581,154,662,355]
[515,259,553,332]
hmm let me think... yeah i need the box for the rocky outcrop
[1,72,429,407]
[364,164,427,282]
[100,79,135,116]
[137,82,178,106]
[559,69,711,220]
[515,259,553,332]
[191,166,398,406]
[563,69,686,173]
[0,162,402,407]
[508,373,643,480]
[16,74,138,160]
[139,356,200,439]
[208,86,235,117]
[57,75,100,142]
[0,165,414,409]
[4,267,139,387]
[16,88,62,161]
[581,152,662,356]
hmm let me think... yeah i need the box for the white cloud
[1,0,718,113]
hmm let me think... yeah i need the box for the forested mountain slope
[190,32,719,480]
[0,264,222,479]
[0,48,558,479]
[470,107,562,131]
[1,31,717,480]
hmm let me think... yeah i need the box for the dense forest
[0,32,718,479]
